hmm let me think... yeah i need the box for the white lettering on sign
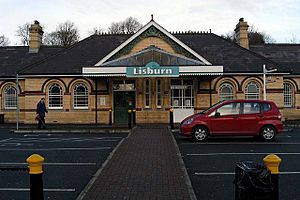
[133,67,173,75]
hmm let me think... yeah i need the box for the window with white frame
[48,83,63,109]
[284,82,294,107]
[219,83,234,101]
[74,83,88,109]
[245,81,260,100]
[144,79,150,108]
[4,85,17,109]
[156,79,162,108]
[171,80,194,109]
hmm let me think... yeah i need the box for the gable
[95,20,211,66]
[101,46,206,67]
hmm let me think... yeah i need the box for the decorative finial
[151,14,153,21]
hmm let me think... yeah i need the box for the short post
[132,110,136,126]
[169,108,174,129]
[128,109,132,129]
[27,154,44,200]
[109,109,112,126]
[263,154,282,200]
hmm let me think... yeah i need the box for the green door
[114,91,135,124]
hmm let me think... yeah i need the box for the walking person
[36,97,48,129]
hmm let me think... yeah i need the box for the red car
[180,99,284,142]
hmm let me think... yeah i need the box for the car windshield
[199,100,225,114]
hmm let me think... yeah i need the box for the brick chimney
[29,20,44,53]
[234,18,249,49]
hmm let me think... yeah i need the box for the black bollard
[169,109,174,129]
[109,109,112,126]
[132,110,136,126]
[263,154,281,200]
[128,110,132,129]
[27,154,44,200]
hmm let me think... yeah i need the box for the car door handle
[258,115,264,118]
[232,115,239,118]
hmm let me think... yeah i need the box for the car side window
[261,103,272,112]
[243,102,261,114]
[216,103,240,116]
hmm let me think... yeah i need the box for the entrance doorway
[171,79,194,122]
[113,80,136,124]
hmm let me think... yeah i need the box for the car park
[180,99,283,141]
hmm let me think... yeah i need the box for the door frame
[112,80,136,123]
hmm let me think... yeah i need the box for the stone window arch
[219,83,234,101]
[284,82,294,108]
[245,81,260,100]
[3,85,17,109]
[48,83,63,109]
[73,83,88,109]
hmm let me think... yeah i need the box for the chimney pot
[29,20,43,53]
[235,18,249,49]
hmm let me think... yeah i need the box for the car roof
[221,99,274,104]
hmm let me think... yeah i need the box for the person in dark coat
[36,97,48,129]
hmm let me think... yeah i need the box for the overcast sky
[1,0,300,45]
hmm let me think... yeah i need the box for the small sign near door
[100,97,106,106]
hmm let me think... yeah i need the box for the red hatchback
[180,99,284,142]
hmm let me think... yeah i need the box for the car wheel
[260,125,276,141]
[192,126,209,142]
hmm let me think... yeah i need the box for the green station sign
[126,62,179,77]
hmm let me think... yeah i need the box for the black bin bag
[233,161,273,200]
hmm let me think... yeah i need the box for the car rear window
[261,103,272,112]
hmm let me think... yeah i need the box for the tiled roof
[1,33,295,76]
[0,46,63,77]
[250,44,300,74]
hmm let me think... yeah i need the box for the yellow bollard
[263,154,281,200]
[27,154,44,174]
[263,154,281,174]
[27,154,44,200]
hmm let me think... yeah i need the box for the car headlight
[182,117,194,125]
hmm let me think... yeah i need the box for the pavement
[77,125,195,200]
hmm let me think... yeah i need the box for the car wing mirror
[215,112,221,117]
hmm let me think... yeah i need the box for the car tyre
[192,126,209,142]
[260,125,276,141]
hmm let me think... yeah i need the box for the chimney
[234,18,249,49]
[29,20,44,53]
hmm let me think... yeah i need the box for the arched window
[4,85,17,109]
[156,79,162,108]
[48,83,63,109]
[284,82,294,107]
[245,81,260,100]
[74,83,88,109]
[144,79,150,108]
[219,83,234,101]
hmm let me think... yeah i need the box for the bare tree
[289,34,299,44]
[221,25,275,45]
[44,21,80,46]
[0,35,10,46]
[108,17,142,34]
[16,22,30,46]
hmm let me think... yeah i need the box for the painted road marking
[187,152,300,156]
[2,137,122,143]
[0,188,75,192]
[194,171,300,176]
[0,147,111,151]
[182,142,300,145]
[0,162,96,166]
